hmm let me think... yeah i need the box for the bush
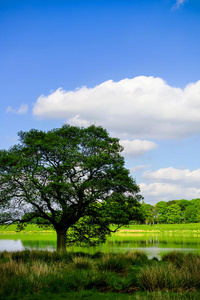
[125,250,148,265]
[9,250,73,264]
[97,253,129,273]
[138,263,181,292]
[162,251,185,267]
[71,256,95,270]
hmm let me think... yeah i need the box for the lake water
[1,232,200,259]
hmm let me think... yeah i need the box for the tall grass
[1,250,200,298]
[0,250,147,297]
[138,263,182,292]
[138,251,200,292]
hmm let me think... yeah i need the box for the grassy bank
[117,223,200,232]
[0,224,55,234]
[1,250,200,299]
[1,223,200,235]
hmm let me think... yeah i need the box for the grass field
[0,224,55,234]
[117,223,200,232]
[1,223,200,235]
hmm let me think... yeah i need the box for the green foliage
[137,198,200,226]
[154,201,168,224]
[167,204,181,224]
[184,205,197,223]
[140,203,154,225]
[0,125,142,251]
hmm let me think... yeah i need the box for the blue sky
[1,0,200,204]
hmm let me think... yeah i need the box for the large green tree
[154,201,168,224]
[167,203,181,224]
[184,205,197,223]
[140,203,154,225]
[0,125,142,251]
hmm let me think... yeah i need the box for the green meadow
[1,222,200,234]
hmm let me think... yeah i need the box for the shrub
[162,251,200,289]
[97,253,129,273]
[137,263,181,292]
[162,251,185,267]
[125,250,148,265]
[71,256,95,270]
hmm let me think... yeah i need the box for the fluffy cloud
[120,140,158,158]
[6,104,28,114]
[140,182,200,204]
[140,167,200,204]
[33,77,200,140]
[143,167,200,187]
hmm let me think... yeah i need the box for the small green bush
[138,263,181,291]
[162,251,185,267]
[71,256,95,270]
[97,253,129,273]
[125,250,148,265]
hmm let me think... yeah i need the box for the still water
[1,232,200,259]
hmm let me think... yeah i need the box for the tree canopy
[0,125,142,251]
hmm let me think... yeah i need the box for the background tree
[191,199,200,222]
[176,199,191,223]
[167,200,176,207]
[167,203,181,224]
[140,203,154,225]
[0,125,142,251]
[154,201,168,224]
[184,205,197,223]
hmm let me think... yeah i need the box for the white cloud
[139,182,200,204]
[33,77,200,140]
[67,115,91,127]
[143,167,200,187]
[6,104,29,114]
[140,167,200,204]
[120,139,158,158]
[130,165,151,173]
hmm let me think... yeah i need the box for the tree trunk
[56,229,67,252]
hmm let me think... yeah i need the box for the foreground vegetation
[1,250,200,299]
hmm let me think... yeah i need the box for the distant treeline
[139,198,200,225]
